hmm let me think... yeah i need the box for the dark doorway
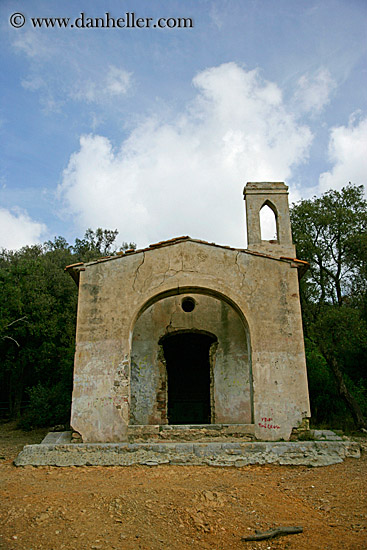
[162,332,216,425]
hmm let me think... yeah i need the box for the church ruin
[66,182,310,443]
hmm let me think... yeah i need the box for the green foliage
[291,184,367,429]
[305,339,351,429]
[0,243,78,423]
[72,228,135,261]
[291,184,367,306]
[0,228,135,428]
[19,381,72,430]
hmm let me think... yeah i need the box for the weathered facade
[66,182,310,443]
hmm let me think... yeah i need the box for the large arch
[129,289,253,426]
[130,285,252,337]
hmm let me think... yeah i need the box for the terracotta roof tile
[148,236,190,248]
[65,237,309,284]
[280,257,309,265]
[64,262,84,270]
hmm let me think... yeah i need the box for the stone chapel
[66,182,310,443]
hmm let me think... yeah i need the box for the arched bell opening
[260,201,279,242]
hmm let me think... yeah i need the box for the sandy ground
[0,422,366,550]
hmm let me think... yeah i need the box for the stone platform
[14,430,361,468]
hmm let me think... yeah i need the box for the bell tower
[243,182,296,258]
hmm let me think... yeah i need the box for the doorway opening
[161,331,217,425]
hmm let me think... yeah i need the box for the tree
[0,243,78,421]
[291,184,367,430]
[73,228,135,261]
[291,184,367,307]
[0,228,136,426]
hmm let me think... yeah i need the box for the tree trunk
[323,351,367,430]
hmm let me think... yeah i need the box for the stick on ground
[242,526,303,541]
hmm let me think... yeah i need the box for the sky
[1,0,366,251]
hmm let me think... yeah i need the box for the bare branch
[2,335,20,347]
[6,316,27,328]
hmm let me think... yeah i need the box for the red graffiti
[258,417,280,430]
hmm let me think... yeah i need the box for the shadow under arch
[159,328,218,346]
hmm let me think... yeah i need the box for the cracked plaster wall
[70,240,310,443]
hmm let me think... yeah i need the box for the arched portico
[130,289,253,426]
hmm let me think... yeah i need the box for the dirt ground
[0,423,366,550]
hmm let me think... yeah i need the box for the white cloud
[19,63,131,114]
[21,75,46,91]
[209,5,224,29]
[293,68,336,115]
[71,65,131,103]
[105,66,131,96]
[58,63,313,248]
[319,113,367,192]
[14,26,131,112]
[21,74,65,114]
[12,30,52,59]
[0,208,47,250]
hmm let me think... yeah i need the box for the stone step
[128,423,255,442]
[14,438,360,468]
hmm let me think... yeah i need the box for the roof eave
[64,263,85,285]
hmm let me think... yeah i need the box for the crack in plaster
[164,301,188,334]
[161,251,190,285]
[133,247,226,295]
[132,252,145,292]
[235,252,247,290]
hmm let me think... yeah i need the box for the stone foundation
[14,431,361,468]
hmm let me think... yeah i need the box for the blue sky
[1,0,366,250]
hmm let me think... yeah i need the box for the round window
[181,297,195,312]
